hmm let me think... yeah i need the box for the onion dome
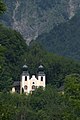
[38,65,44,71]
[23,65,28,71]
[22,65,29,76]
[38,65,45,76]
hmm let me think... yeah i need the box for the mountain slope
[36,11,80,60]
[0,0,80,43]
[1,24,80,91]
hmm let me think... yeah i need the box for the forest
[0,0,80,119]
[36,10,80,60]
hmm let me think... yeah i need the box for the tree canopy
[64,74,80,120]
[0,2,80,119]
[0,0,6,15]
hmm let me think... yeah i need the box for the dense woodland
[0,0,80,120]
[36,10,80,60]
[0,75,80,120]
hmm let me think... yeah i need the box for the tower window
[25,76,27,81]
[32,85,36,89]
[24,85,27,90]
[41,77,43,81]
[33,82,35,84]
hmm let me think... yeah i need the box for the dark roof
[38,65,44,69]
[12,81,20,87]
[22,71,29,76]
[23,65,28,68]
[38,71,45,76]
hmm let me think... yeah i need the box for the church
[11,65,46,95]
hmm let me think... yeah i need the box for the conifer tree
[0,0,6,15]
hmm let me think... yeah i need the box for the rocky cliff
[0,0,80,44]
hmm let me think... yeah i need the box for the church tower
[20,65,30,94]
[11,64,47,95]
[37,65,46,88]
[20,65,46,94]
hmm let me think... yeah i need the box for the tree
[64,74,80,120]
[0,0,6,15]
[0,26,28,91]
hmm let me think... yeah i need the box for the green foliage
[0,1,80,120]
[36,11,80,60]
[0,25,80,119]
[1,26,80,91]
[0,85,63,120]
[26,42,80,88]
[0,25,28,91]
[0,77,80,120]
[1,21,80,92]
[64,74,80,120]
[65,74,80,98]
[0,0,6,15]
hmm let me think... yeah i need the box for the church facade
[12,65,46,95]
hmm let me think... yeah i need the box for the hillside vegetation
[1,24,80,91]
[36,11,80,60]
[0,74,80,120]
[0,24,28,91]
[0,1,80,120]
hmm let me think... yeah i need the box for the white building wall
[20,74,46,94]
[30,75,37,92]
[38,75,46,87]
[37,76,41,87]
[21,76,25,89]
[12,87,15,93]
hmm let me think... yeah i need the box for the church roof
[38,65,44,69]
[12,81,20,87]
[22,71,29,76]
[23,65,28,68]
[38,71,45,76]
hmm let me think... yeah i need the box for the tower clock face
[24,85,27,90]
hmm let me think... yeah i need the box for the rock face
[68,0,80,19]
[0,0,80,44]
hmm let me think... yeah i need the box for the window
[25,76,27,81]
[33,82,35,84]
[32,85,36,89]
[41,77,43,81]
[24,85,27,90]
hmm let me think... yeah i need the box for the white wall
[20,74,46,94]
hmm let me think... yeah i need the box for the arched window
[25,76,27,81]
[24,85,27,90]
[32,85,36,89]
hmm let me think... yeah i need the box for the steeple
[20,65,30,94]
[12,65,46,95]
[37,65,46,88]
[38,65,45,75]
[22,65,29,76]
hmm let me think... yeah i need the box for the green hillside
[36,11,80,60]
[0,24,28,91]
[1,24,80,91]
[0,1,80,120]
